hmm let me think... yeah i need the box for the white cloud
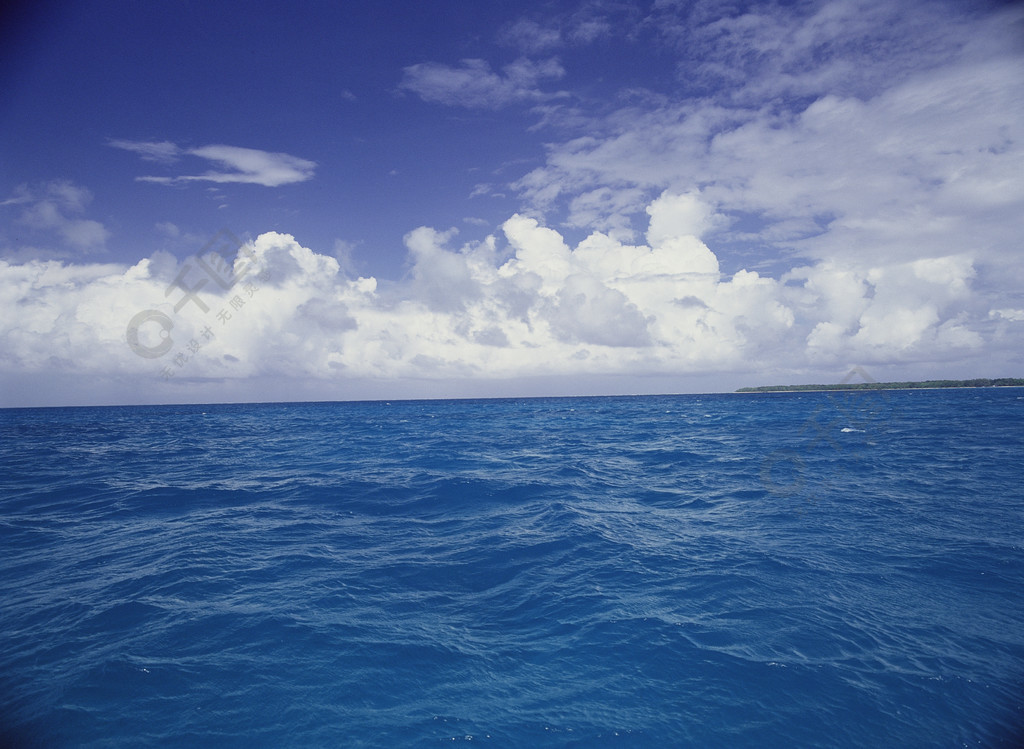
[646,191,717,245]
[656,0,981,103]
[108,139,181,164]
[501,1,1024,343]
[568,17,612,45]
[6,1,1021,403]
[990,309,1024,323]
[400,57,567,109]
[155,221,180,238]
[499,19,562,53]
[549,273,651,347]
[567,186,647,239]
[852,305,939,351]
[2,188,1006,404]
[796,255,984,362]
[1,180,110,254]
[403,226,479,312]
[111,141,316,187]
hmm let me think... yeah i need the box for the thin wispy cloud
[400,57,567,109]
[498,19,562,53]
[507,2,1024,275]
[107,139,181,164]
[496,7,622,52]
[111,141,317,187]
[1,180,109,253]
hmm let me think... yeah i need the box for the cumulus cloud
[503,1,1024,287]
[549,273,651,347]
[400,57,567,109]
[791,254,984,363]
[2,190,1007,404]
[111,141,316,187]
[515,51,1024,264]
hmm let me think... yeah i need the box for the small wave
[2,391,1022,748]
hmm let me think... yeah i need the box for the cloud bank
[2,188,1008,406]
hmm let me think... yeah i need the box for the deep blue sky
[3,1,551,275]
[3,0,687,277]
[2,0,1023,406]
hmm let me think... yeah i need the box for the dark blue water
[1,390,1022,747]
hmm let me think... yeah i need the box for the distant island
[736,378,1024,393]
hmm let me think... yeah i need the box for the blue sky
[2,0,1023,406]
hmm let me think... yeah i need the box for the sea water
[1,389,1022,747]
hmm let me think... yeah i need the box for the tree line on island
[736,378,1024,393]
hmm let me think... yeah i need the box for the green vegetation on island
[736,378,1024,393]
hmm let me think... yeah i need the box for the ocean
[1,389,1022,747]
